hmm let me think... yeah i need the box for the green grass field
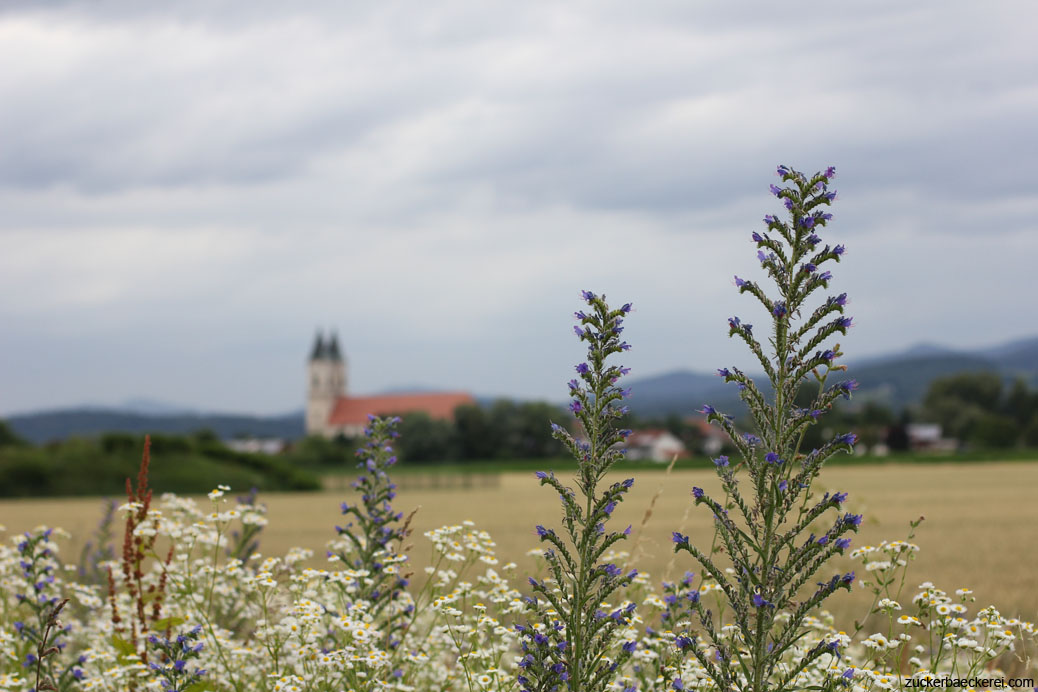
[2,460,1036,622]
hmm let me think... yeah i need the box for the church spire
[309,331,327,361]
[327,332,343,362]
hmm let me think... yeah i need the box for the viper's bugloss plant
[146,625,207,692]
[331,415,413,643]
[672,165,860,692]
[519,291,639,692]
[10,531,72,691]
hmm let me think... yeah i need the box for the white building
[623,429,690,463]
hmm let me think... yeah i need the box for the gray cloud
[1,1,1036,415]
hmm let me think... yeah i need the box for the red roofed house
[305,331,475,438]
[622,429,690,463]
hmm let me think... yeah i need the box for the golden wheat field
[2,461,1036,622]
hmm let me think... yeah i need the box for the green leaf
[110,634,136,661]
[152,616,186,631]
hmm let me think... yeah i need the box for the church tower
[305,330,347,436]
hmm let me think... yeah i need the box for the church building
[305,331,475,438]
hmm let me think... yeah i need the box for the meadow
[3,460,1036,622]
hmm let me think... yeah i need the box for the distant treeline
[380,375,1038,464]
[698,372,1038,455]
[385,401,569,463]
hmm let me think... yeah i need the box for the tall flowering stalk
[330,415,413,645]
[519,291,639,692]
[672,165,860,692]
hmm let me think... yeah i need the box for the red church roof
[327,392,475,426]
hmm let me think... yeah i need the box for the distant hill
[6,409,305,445]
[624,336,1038,417]
[622,370,741,417]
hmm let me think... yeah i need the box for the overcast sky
[2,1,1037,416]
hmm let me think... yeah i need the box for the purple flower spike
[581,290,595,302]
[825,166,836,179]
[692,487,704,500]
[769,183,782,196]
[699,405,716,416]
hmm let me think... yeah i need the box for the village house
[622,429,690,463]
[687,418,727,457]
[905,423,958,453]
[306,331,474,438]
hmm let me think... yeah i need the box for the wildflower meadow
[1,167,1034,692]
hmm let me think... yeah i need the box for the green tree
[970,414,1019,449]
[922,372,1003,441]
[0,419,27,447]
[1004,378,1038,427]
[454,403,498,460]
[396,412,456,463]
